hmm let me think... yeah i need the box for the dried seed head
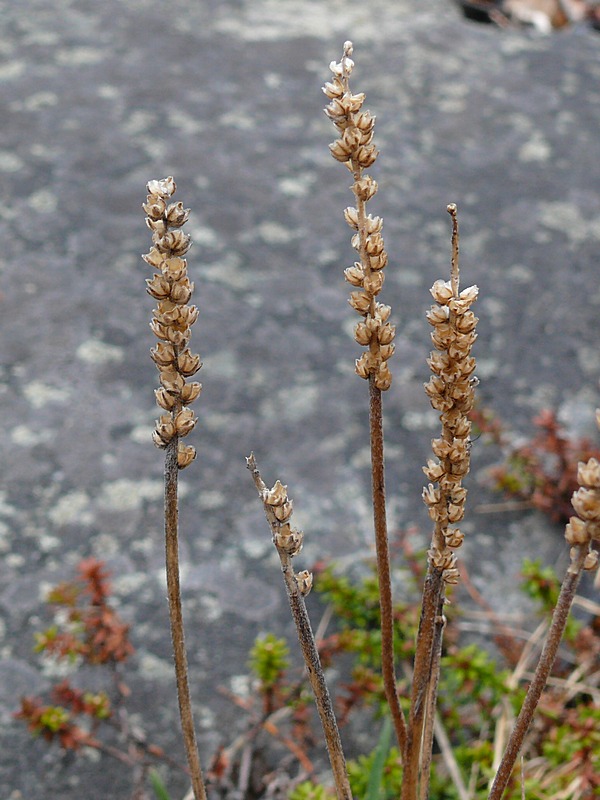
[423,206,478,579]
[181,381,202,404]
[177,349,202,377]
[564,448,600,572]
[295,570,313,596]
[577,458,600,488]
[565,515,590,545]
[583,550,599,570]
[442,567,460,585]
[147,176,176,198]
[151,342,176,367]
[177,443,196,469]
[344,263,364,287]
[174,408,197,437]
[374,362,392,391]
[143,178,202,467]
[155,387,177,410]
[143,196,167,219]
[146,273,172,301]
[324,43,394,388]
[344,206,359,229]
[571,487,600,521]
[354,321,372,346]
[444,529,464,548]
[274,524,303,556]
[155,230,191,257]
[263,480,288,507]
[353,175,378,201]
[349,290,372,316]
[273,500,294,523]
[165,201,190,228]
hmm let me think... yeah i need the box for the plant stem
[369,377,408,757]
[247,454,352,800]
[487,544,587,800]
[401,567,445,800]
[164,437,207,800]
[279,550,353,800]
[418,606,445,800]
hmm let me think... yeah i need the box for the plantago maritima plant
[323,40,407,758]
[402,204,479,800]
[143,177,207,800]
[246,454,353,800]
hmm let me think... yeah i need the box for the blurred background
[0,0,599,796]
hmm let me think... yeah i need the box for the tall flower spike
[324,40,395,391]
[422,204,479,585]
[324,42,408,759]
[143,179,207,800]
[143,177,202,469]
[401,205,479,800]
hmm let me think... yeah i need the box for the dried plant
[401,204,479,800]
[143,177,207,800]
[323,40,406,759]
[246,454,353,800]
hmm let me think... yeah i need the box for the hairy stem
[418,606,445,800]
[279,552,352,800]
[369,378,408,756]
[165,438,207,800]
[401,568,445,800]
[487,545,587,800]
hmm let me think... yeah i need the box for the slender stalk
[143,177,206,800]
[369,377,408,756]
[165,438,207,800]
[279,551,352,800]
[247,454,352,800]
[418,603,445,799]
[487,545,587,800]
[400,568,445,800]
[402,204,479,800]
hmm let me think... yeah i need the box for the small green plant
[249,633,291,713]
[149,769,174,800]
[249,633,291,689]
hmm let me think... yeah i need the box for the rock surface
[0,0,599,797]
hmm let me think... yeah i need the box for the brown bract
[143,177,202,469]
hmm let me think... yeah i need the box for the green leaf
[149,769,172,800]
[365,716,392,800]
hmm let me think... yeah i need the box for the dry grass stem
[402,204,479,800]
[433,712,471,800]
[324,40,407,757]
[246,453,352,800]
[143,177,206,800]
